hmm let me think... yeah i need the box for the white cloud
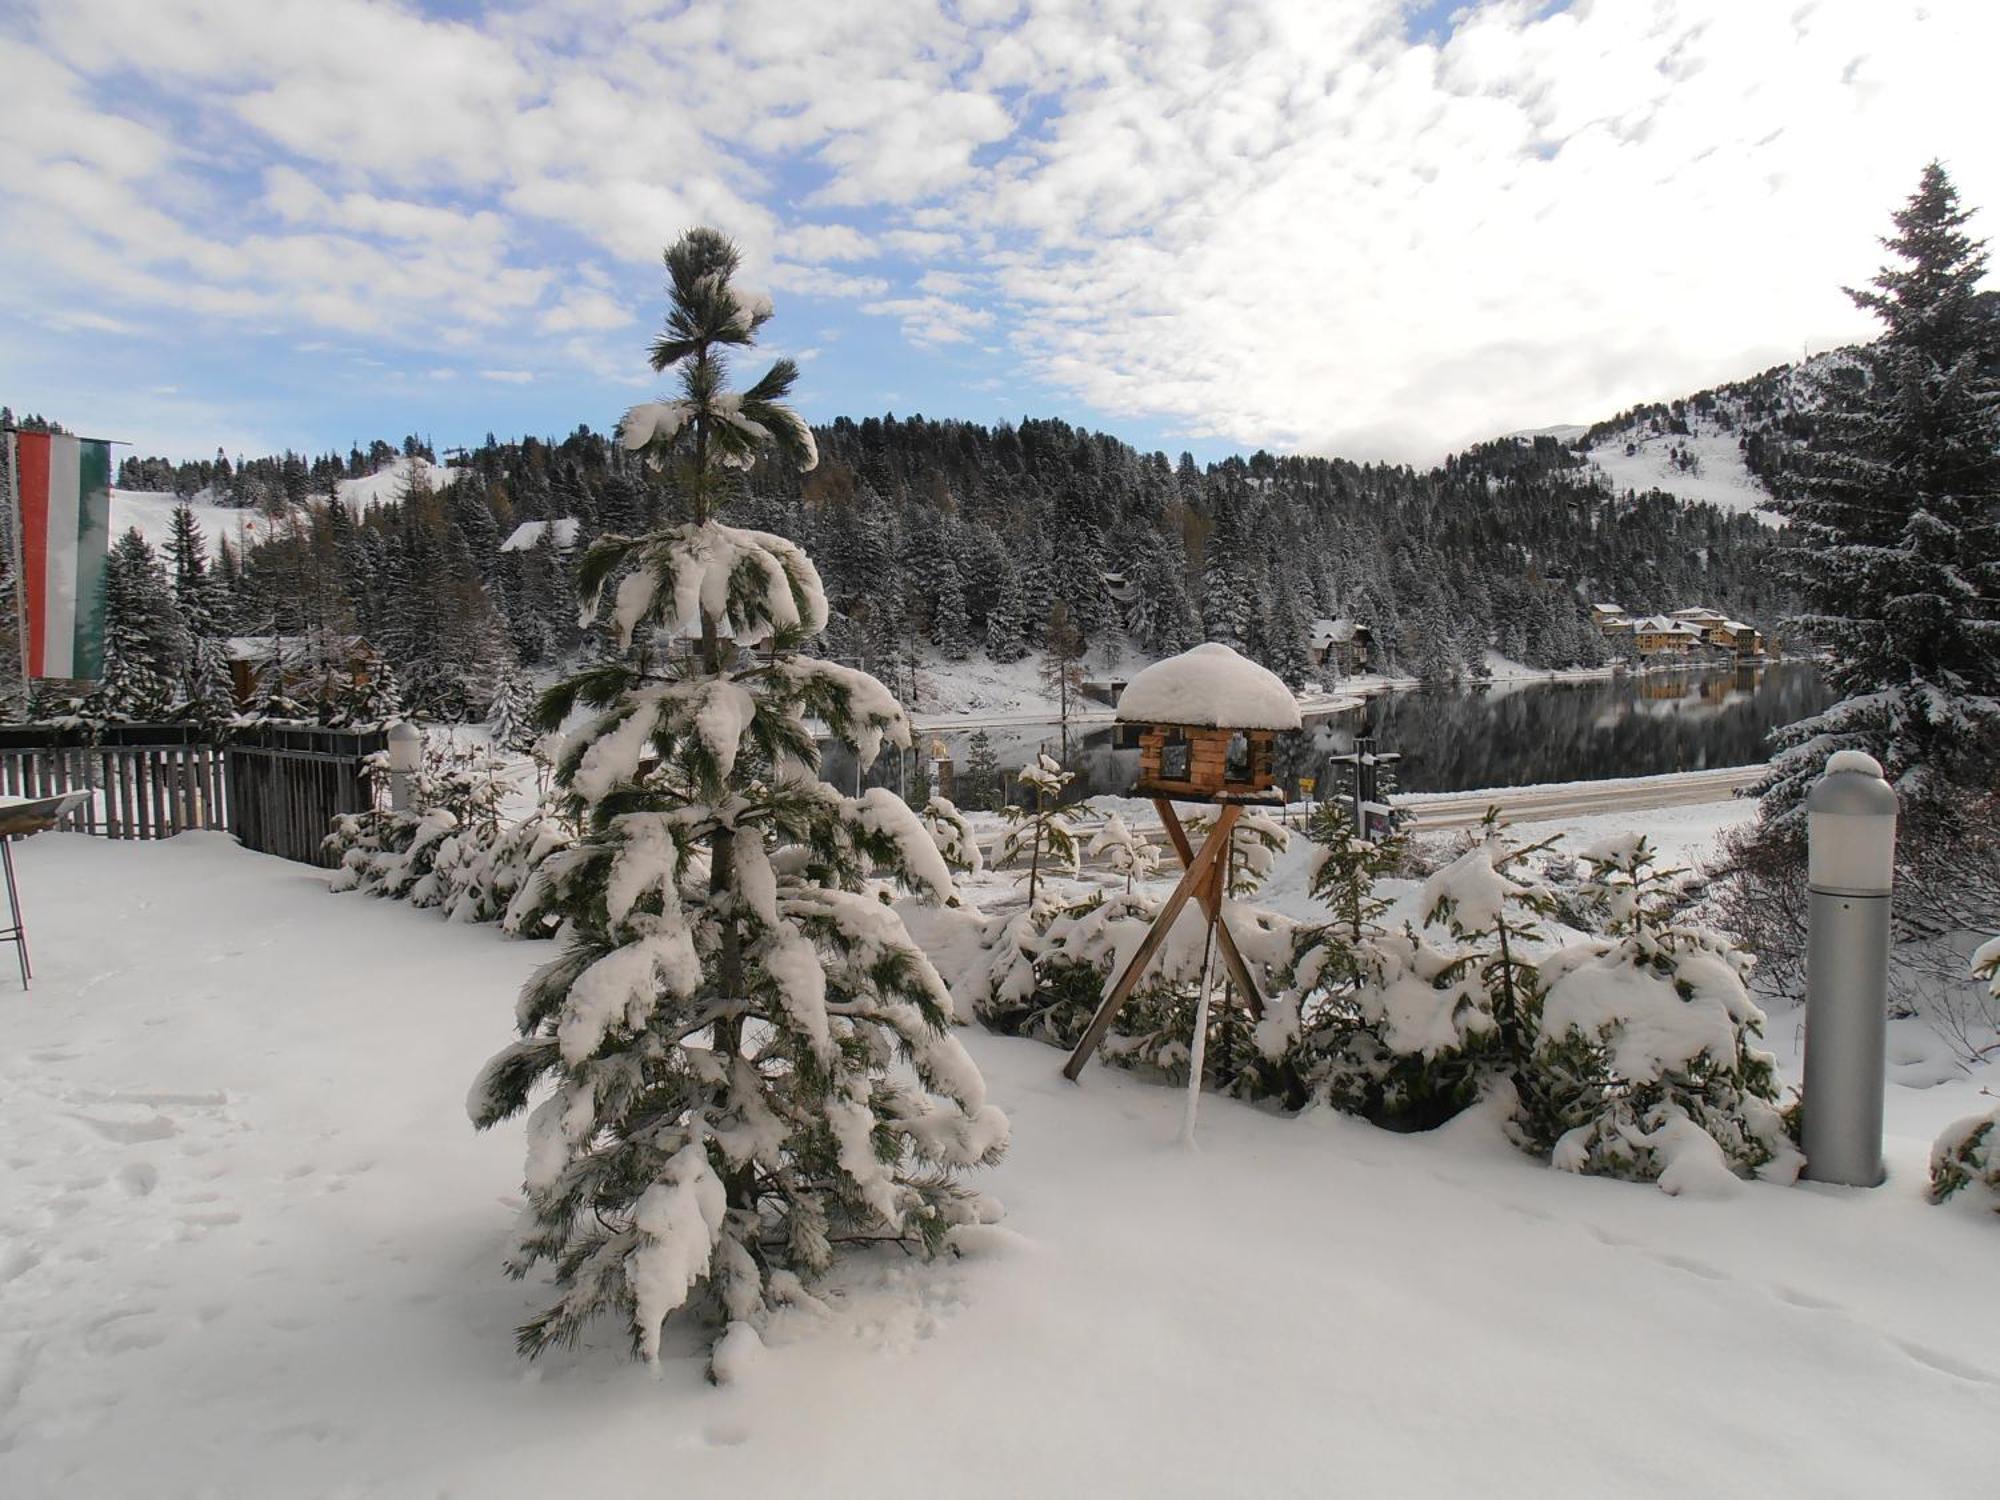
[480,369,535,383]
[769,263,891,299]
[789,223,878,262]
[3,0,1996,459]
[860,293,994,345]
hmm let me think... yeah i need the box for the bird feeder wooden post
[1062,643,1302,1082]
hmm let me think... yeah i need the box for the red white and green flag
[7,430,112,680]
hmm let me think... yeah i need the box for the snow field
[1,828,1996,1497]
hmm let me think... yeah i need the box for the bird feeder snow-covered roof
[1116,643,1302,731]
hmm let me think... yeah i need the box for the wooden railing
[0,722,385,865]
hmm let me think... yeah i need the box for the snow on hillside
[108,488,263,558]
[108,457,462,558]
[1581,422,1782,525]
[333,454,461,511]
[2,830,1995,1496]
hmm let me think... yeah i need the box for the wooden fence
[225,725,386,865]
[0,723,385,866]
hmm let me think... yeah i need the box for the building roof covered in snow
[223,631,372,663]
[1629,616,1706,638]
[499,518,582,553]
[1116,642,1302,731]
[1669,606,1727,623]
[1307,617,1369,648]
[1590,603,1626,617]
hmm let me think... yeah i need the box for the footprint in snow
[116,1162,159,1197]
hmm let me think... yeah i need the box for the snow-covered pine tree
[97,528,188,718]
[1039,600,1086,759]
[984,563,1028,663]
[165,502,233,718]
[996,752,1081,907]
[934,562,973,661]
[486,661,538,754]
[469,228,1006,1376]
[960,728,1001,811]
[1086,811,1159,894]
[1760,163,2000,823]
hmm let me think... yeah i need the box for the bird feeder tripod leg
[1063,803,1241,1081]
[1152,798,1266,1018]
[2,837,28,989]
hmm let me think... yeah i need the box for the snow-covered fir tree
[995,752,1081,907]
[1761,162,2000,823]
[97,528,189,718]
[1086,811,1159,893]
[165,501,233,718]
[468,228,1007,1375]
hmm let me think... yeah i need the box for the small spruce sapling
[920,794,983,877]
[1928,939,2000,1215]
[1524,835,1800,1190]
[1086,812,1160,893]
[995,752,1081,906]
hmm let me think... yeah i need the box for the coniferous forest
[57,405,1792,725]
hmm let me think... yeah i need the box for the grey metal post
[386,720,422,813]
[1801,751,1898,1187]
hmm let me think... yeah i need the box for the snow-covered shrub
[1086,812,1160,893]
[974,886,1297,1091]
[1518,835,1800,1192]
[994,753,1082,905]
[1185,808,1287,897]
[1272,808,1502,1126]
[444,813,576,932]
[1928,940,2000,1215]
[919,794,982,877]
[469,230,1005,1375]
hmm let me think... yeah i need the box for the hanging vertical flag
[7,430,112,680]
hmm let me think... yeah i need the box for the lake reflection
[823,662,1834,804]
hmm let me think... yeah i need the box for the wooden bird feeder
[1063,644,1302,1081]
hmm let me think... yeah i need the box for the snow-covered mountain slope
[1540,349,1865,528]
[1580,422,1783,525]
[331,454,461,511]
[108,456,463,557]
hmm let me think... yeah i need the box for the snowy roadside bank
[1,829,1995,1498]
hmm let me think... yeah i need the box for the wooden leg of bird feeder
[1062,802,1241,1081]
[1153,798,1266,1019]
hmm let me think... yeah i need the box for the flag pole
[4,431,28,712]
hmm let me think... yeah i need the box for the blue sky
[2,0,1993,468]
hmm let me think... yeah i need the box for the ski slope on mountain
[1581,423,1783,525]
[2,830,1994,1498]
[107,457,462,558]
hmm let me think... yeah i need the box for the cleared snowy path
[1400,764,1766,829]
[1,833,1994,1499]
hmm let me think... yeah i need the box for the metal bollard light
[386,720,422,813]
[1800,750,1898,1187]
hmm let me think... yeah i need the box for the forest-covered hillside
[35,391,1797,724]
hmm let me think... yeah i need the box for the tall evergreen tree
[469,228,1005,1375]
[1761,162,2000,821]
[97,529,188,718]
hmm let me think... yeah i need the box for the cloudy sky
[2,0,1995,466]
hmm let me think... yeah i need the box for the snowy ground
[3,826,1996,1498]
